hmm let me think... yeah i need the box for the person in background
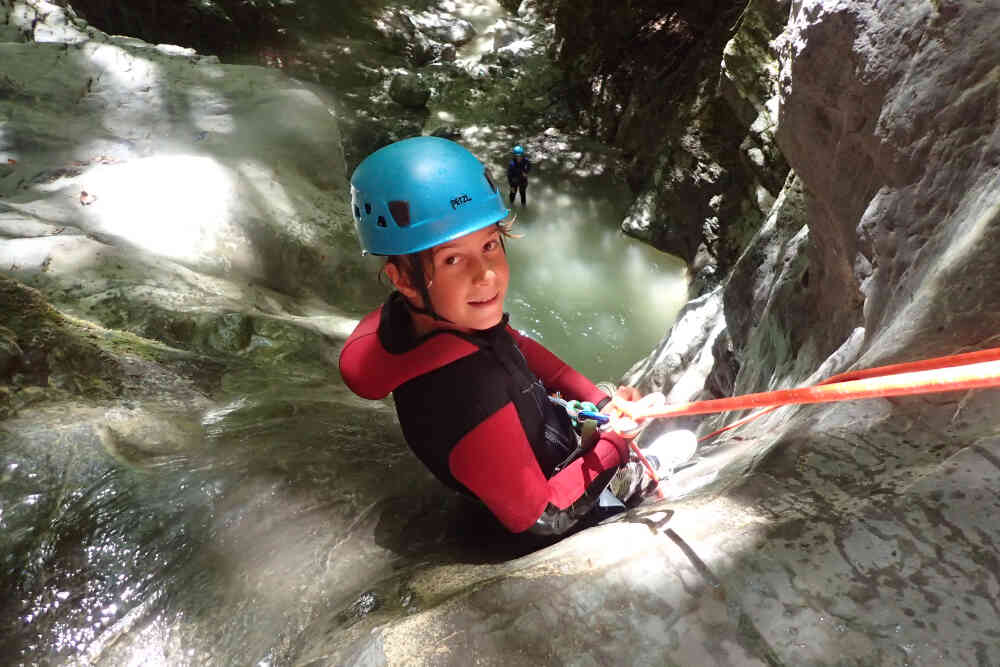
[339,136,686,536]
[506,144,531,207]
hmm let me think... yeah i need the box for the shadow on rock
[372,491,564,565]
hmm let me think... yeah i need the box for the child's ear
[384,262,424,307]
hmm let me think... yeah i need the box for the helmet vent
[364,203,372,215]
[388,200,411,227]
[377,215,387,227]
[483,168,496,192]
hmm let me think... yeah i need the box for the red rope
[691,348,1000,443]
[617,348,1000,424]
[616,348,1000,500]
[820,347,1000,384]
[629,442,666,499]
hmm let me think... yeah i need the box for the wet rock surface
[2,0,1000,665]
[626,1,1000,664]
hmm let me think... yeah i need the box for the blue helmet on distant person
[350,136,509,256]
[512,144,525,156]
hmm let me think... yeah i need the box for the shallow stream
[1,1,689,663]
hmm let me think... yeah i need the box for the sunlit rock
[3,0,1000,664]
[373,8,436,67]
[411,11,476,47]
[0,0,375,358]
[627,0,1000,664]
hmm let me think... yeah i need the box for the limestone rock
[554,0,790,282]
[411,12,476,46]
[373,8,436,67]
[625,1,1000,662]
[388,71,432,109]
[4,0,1000,665]
[0,0,374,360]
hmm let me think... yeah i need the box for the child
[506,144,530,207]
[339,136,648,535]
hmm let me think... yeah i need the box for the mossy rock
[0,277,124,400]
[0,278,229,417]
[0,324,23,378]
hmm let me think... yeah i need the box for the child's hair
[379,218,519,291]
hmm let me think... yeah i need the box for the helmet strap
[406,255,452,324]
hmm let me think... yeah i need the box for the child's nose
[472,256,497,282]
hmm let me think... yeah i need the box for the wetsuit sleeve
[507,327,609,406]
[449,402,628,533]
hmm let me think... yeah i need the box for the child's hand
[601,385,642,414]
[600,386,642,437]
[612,385,642,403]
[605,389,667,438]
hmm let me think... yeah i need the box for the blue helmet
[350,136,509,256]
[512,144,525,156]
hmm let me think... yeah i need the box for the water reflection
[1,1,691,662]
[503,174,688,380]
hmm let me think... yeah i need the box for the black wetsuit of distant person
[507,149,530,207]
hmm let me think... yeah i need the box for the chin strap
[404,297,451,323]
[403,258,452,323]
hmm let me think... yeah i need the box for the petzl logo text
[450,194,472,209]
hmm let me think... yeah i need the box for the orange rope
[628,442,666,499]
[616,350,1000,423]
[820,347,1000,384]
[695,405,780,443]
[619,347,1000,501]
[691,348,1000,442]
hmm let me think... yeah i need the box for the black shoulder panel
[393,350,511,493]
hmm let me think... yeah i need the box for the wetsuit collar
[378,291,510,354]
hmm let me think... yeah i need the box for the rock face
[623,1,1000,664]
[53,0,291,56]
[388,71,432,109]
[4,0,1000,666]
[0,0,382,342]
[551,0,792,290]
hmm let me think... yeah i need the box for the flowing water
[501,175,688,382]
[1,1,689,664]
[418,0,689,381]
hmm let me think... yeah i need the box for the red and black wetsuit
[339,292,630,534]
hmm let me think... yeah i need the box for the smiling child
[339,136,646,535]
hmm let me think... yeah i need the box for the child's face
[424,225,509,331]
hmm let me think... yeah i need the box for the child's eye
[443,255,460,266]
[484,239,500,252]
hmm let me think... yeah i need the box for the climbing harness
[550,392,670,500]
[548,395,609,429]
